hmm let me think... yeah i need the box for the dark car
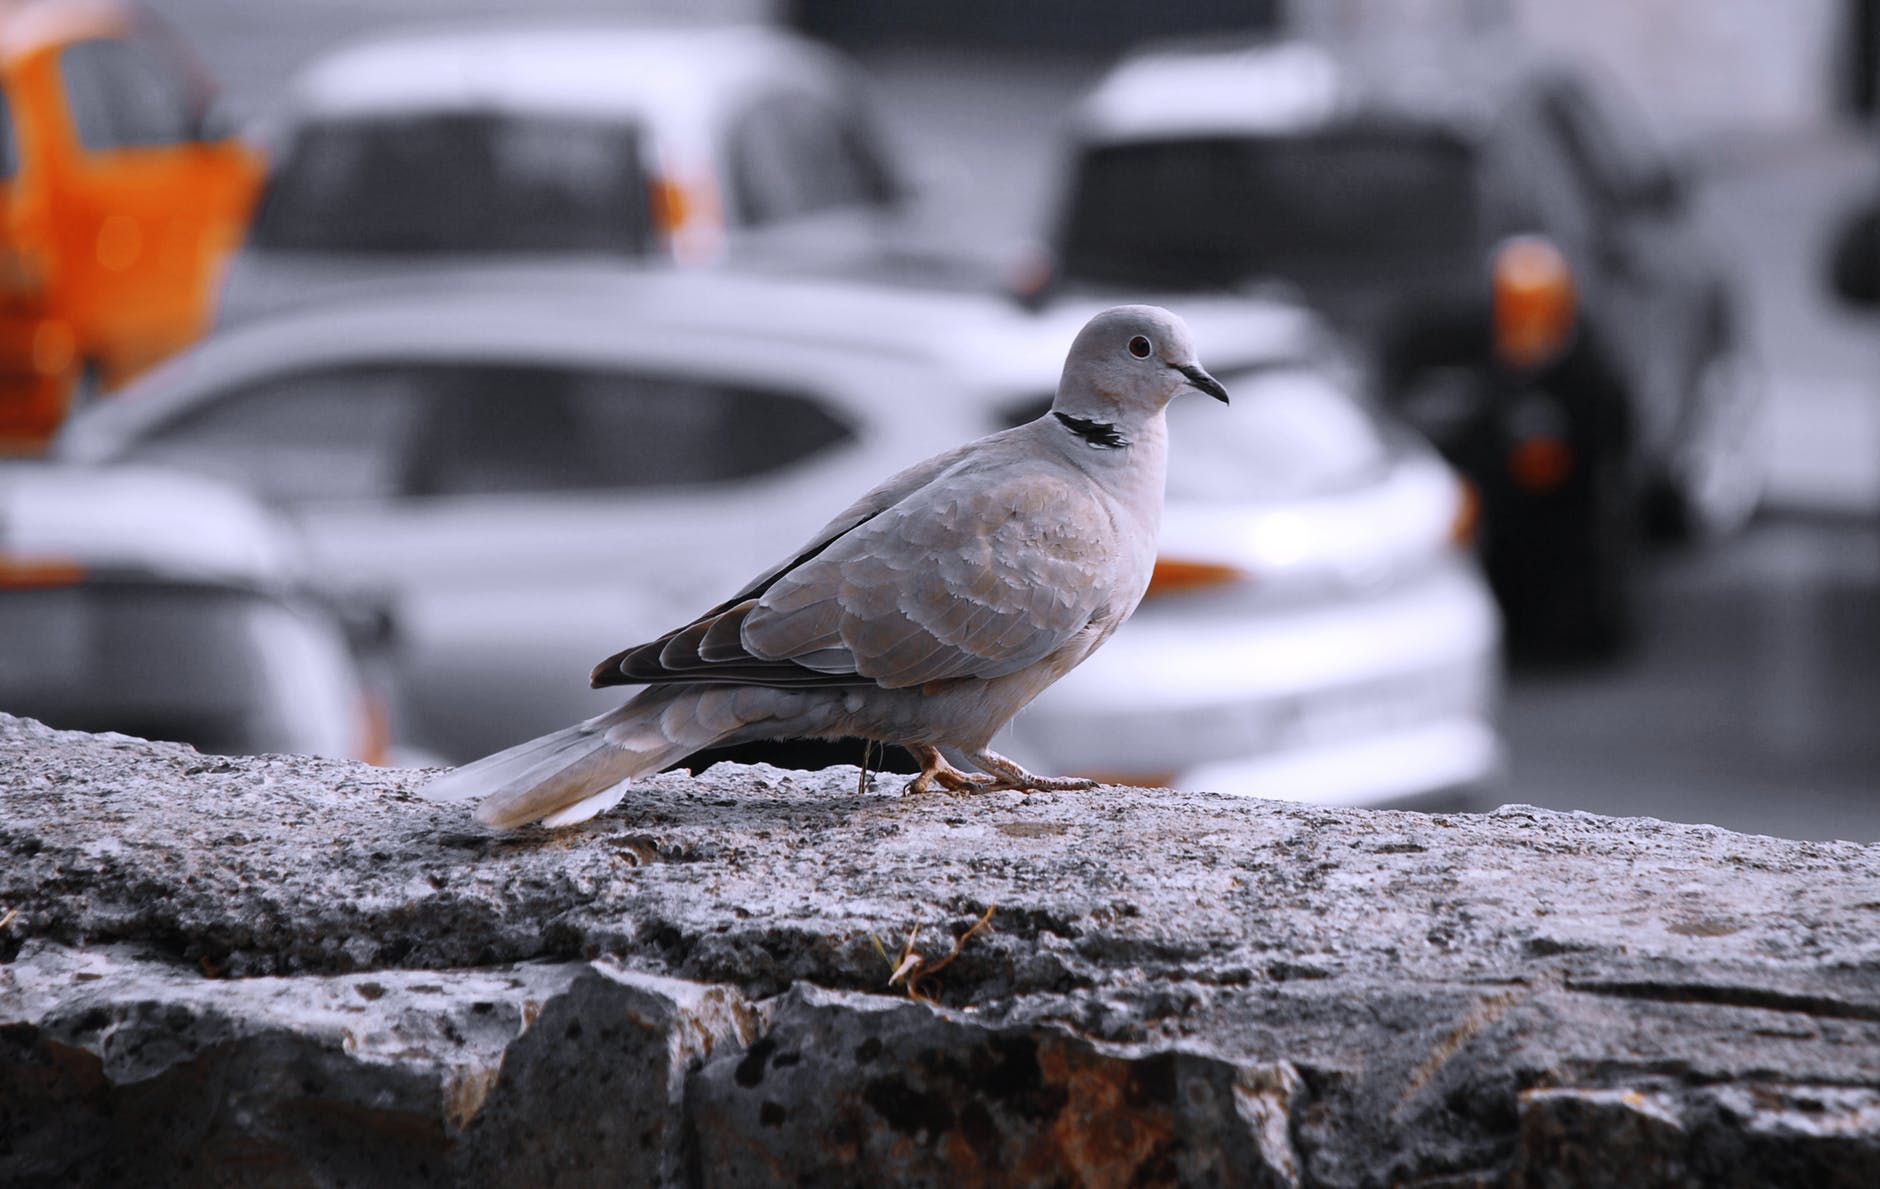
[1041,37,1766,655]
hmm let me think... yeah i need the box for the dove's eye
[1128,335,1153,359]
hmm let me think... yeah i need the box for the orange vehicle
[0,0,259,453]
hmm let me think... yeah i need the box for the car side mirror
[1827,195,1880,309]
[311,583,400,656]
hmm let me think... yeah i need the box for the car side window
[727,91,896,226]
[1539,76,1669,214]
[123,367,425,505]
[58,36,199,151]
[122,361,855,503]
[406,364,855,496]
[1503,94,1599,249]
[1476,106,1561,230]
[0,88,16,177]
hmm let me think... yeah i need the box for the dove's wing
[591,436,988,689]
[721,436,989,612]
[593,432,1122,691]
[746,458,1118,688]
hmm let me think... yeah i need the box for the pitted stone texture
[6,714,1878,1004]
[1515,1083,1880,1188]
[0,943,755,1186]
[5,713,1880,1186]
[686,983,1303,1187]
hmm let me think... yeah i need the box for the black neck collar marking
[1055,412,1128,449]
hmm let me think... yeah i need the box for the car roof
[285,23,854,127]
[0,0,130,60]
[0,461,299,588]
[86,265,1322,423]
[1076,34,1564,144]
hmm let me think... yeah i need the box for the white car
[60,268,1502,807]
[219,23,904,322]
[0,461,387,762]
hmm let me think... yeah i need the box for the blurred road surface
[158,3,1880,841]
[1504,516,1880,842]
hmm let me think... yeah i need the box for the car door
[46,27,258,382]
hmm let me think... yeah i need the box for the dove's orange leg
[965,749,1098,793]
[902,745,990,795]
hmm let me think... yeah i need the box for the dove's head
[1054,306,1229,431]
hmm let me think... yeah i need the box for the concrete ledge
[3,713,1877,1186]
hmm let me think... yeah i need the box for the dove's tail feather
[419,702,696,831]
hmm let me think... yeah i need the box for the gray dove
[422,305,1228,829]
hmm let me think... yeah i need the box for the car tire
[1649,345,1767,542]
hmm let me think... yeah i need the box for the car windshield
[0,88,15,177]
[250,112,653,255]
[1057,129,1479,290]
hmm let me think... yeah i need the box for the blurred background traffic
[2,0,1875,840]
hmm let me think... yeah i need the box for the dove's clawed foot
[967,750,1099,793]
[900,745,1098,796]
[901,744,991,795]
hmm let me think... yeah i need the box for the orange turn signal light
[356,690,393,767]
[650,173,726,265]
[0,556,86,589]
[1491,235,1576,370]
[1508,433,1575,492]
[1145,557,1248,599]
[1450,478,1482,545]
[650,177,692,237]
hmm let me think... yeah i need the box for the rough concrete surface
[2,713,1878,1187]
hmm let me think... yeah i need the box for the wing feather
[591,428,1120,694]
[589,438,986,688]
[744,460,1116,689]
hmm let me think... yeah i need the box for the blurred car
[1039,37,1767,655]
[0,0,261,453]
[216,23,904,324]
[0,460,389,761]
[57,268,1501,807]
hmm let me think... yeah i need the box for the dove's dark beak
[1176,363,1230,404]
